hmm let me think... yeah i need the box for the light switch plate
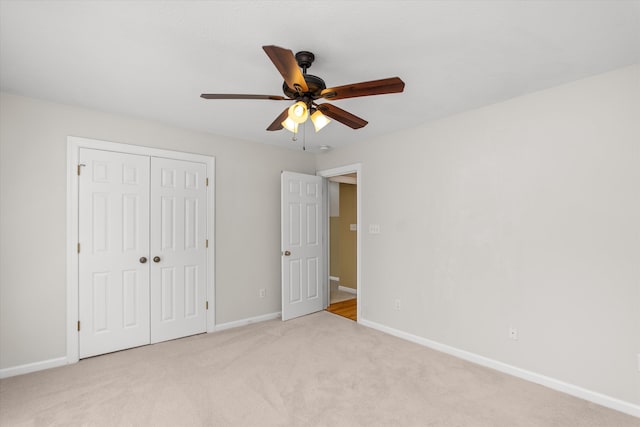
[369,224,380,234]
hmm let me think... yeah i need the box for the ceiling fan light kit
[287,101,309,124]
[310,109,331,132]
[281,117,298,133]
[200,45,405,140]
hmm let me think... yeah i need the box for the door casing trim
[66,136,216,364]
[317,163,362,322]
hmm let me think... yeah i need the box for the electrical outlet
[509,327,518,341]
[394,299,401,310]
[259,288,266,298]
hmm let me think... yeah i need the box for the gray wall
[0,93,315,368]
[316,65,640,405]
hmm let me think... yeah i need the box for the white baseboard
[1,313,281,379]
[359,318,640,418]
[213,311,281,332]
[338,285,357,294]
[0,356,67,379]
[329,276,340,282]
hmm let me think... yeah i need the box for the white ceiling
[1,1,638,152]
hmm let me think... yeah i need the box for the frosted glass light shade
[310,110,331,132]
[281,117,299,133]
[287,101,308,124]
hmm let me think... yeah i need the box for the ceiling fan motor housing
[282,74,326,100]
[281,50,327,101]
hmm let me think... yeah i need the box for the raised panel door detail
[306,183,317,197]
[92,193,109,253]
[122,270,138,328]
[185,171,198,189]
[184,265,197,318]
[79,148,150,359]
[122,164,139,185]
[306,203,318,246]
[122,194,139,252]
[92,272,109,333]
[161,168,176,188]
[289,259,302,303]
[281,171,325,321]
[307,257,319,299]
[184,198,198,250]
[161,267,176,321]
[80,149,208,358]
[289,203,301,247]
[289,179,301,196]
[161,197,176,250]
[92,161,109,183]
[150,157,207,343]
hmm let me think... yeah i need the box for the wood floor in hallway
[326,298,357,321]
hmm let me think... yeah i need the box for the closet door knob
[153,256,161,263]
[139,257,147,264]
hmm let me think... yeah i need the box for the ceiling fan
[201,45,405,134]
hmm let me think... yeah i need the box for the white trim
[359,318,640,418]
[328,175,357,185]
[338,285,357,294]
[214,312,281,332]
[317,163,362,322]
[0,357,67,379]
[329,276,340,282]
[66,136,216,363]
[66,139,80,364]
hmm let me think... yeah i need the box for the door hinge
[77,163,85,176]
[206,239,209,248]
[206,301,209,310]
[77,321,81,331]
[206,177,209,187]
[77,243,80,253]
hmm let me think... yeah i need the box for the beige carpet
[0,312,636,426]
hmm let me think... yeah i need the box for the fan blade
[201,94,288,100]
[262,45,309,93]
[267,108,290,131]
[320,77,405,100]
[316,103,368,129]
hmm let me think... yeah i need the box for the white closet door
[150,157,207,343]
[78,149,150,358]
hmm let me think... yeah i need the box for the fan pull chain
[302,122,306,151]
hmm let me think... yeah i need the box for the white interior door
[150,157,208,343]
[281,171,325,321]
[78,148,150,358]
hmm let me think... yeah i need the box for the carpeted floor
[0,312,637,426]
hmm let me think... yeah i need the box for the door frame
[317,163,362,322]
[66,136,215,364]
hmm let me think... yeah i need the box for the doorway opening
[318,164,361,322]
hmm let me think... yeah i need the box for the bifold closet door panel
[78,148,151,358]
[149,157,207,343]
